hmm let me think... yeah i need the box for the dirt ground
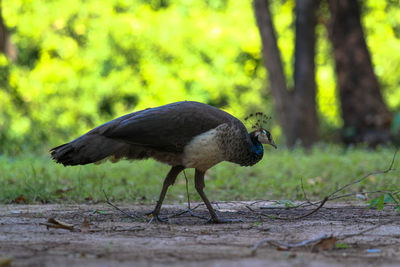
[0,201,399,267]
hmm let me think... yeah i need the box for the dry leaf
[55,187,73,194]
[40,218,74,231]
[81,218,90,233]
[311,236,337,252]
[0,257,12,267]
[12,195,27,204]
[276,245,289,251]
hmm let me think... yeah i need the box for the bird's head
[244,112,277,150]
[253,128,277,149]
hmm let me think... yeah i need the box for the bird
[50,101,277,223]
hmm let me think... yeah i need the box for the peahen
[50,101,277,223]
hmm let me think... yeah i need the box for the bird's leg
[146,165,184,222]
[168,170,208,221]
[194,169,219,221]
[194,169,242,224]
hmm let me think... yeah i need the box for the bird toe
[146,211,169,223]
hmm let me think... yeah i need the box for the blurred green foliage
[1,0,400,152]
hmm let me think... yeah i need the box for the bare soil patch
[0,202,399,266]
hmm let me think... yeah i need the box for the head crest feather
[244,112,271,130]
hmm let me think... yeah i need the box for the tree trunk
[253,0,291,140]
[0,1,6,54]
[292,0,319,147]
[327,0,392,146]
[0,1,17,61]
[253,0,319,147]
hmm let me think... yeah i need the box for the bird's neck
[249,132,264,161]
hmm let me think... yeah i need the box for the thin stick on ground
[340,219,396,240]
[300,177,320,208]
[249,150,398,220]
[251,234,329,256]
[103,189,139,220]
[251,218,396,256]
[246,197,328,221]
[245,205,270,219]
[300,177,310,203]
[328,150,398,200]
[259,200,318,210]
[275,196,329,220]
[328,190,396,201]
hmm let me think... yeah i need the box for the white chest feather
[183,128,225,171]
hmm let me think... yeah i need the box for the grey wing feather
[92,101,241,152]
[50,101,245,166]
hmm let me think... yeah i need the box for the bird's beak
[269,139,277,149]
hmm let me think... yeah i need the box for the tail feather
[50,134,125,166]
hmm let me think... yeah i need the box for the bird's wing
[88,101,240,152]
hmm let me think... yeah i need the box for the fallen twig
[328,190,394,201]
[246,205,271,218]
[103,189,139,220]
[300,177,319,208]
[251,234,330,255]
[250,150,398,220]
[167,204,208,220]
[275,197,329,221]
[339,219,396,240]
[246,197,328,221]
[327,150,397,200]
[251,218,396,256]
[40,218,74,231]
[259,201,317,210]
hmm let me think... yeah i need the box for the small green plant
[369,192,400,211]
[335,243,349,249]
[275,200,296,208]
[250,221,261,227]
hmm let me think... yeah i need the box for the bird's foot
[207,216,243,224]
[170,208,208,221]
[145,211,169,223]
